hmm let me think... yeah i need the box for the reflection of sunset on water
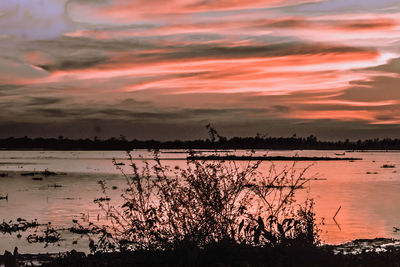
[1,150,400,252]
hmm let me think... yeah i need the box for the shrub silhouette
[74,128,319,253]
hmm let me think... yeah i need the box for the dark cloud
[181,108,269,116]
[336,19,397,30]
[133,42,374,62]
[272,105,291,113]
[30,36,155,53]
[29,108,75,118]
[21,104,251,121]
[336,76,400,102]
[19,36,158,72]
[98,108,187,120]
[38,55,109,72]
[375,114,397,121]
[260,18,310,28]
[27,97,64,106]
[119,98,153,107]
[0,84,21,96]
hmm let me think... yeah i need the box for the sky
[1,0,400,140]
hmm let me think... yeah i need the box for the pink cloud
[286,110,375,121]
[69,0,321,24]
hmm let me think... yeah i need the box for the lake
[0,149,400,253]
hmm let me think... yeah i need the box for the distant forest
[2,135,400,150]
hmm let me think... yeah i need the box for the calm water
[0,150,400,253]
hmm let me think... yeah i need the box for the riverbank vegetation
[3,129,400,150]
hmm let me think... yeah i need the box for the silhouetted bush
[73,129,319,253]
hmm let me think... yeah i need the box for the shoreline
[3,237,400,266]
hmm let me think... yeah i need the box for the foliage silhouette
[3,133,400,150]
[73,127,320,253]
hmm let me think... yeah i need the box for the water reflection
[0,150,399,253]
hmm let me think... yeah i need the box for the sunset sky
[1,0,400,140]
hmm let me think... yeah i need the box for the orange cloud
[303,100,398,107]
[287,110,375,121]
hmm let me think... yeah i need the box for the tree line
[1,135,400,150]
